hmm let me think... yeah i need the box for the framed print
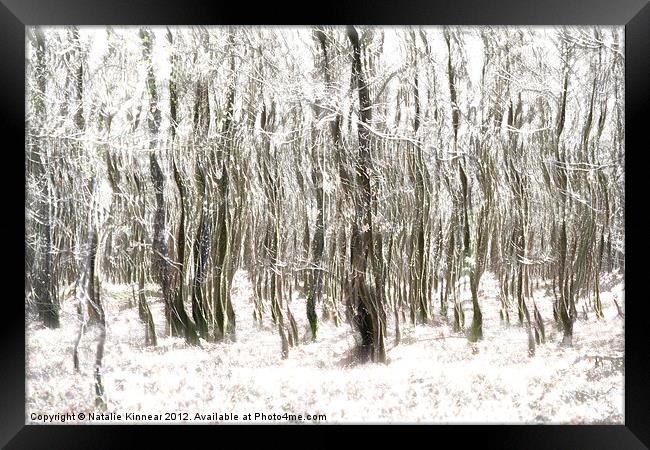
[2,0,648,447]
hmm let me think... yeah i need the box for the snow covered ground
[26,270,624,424]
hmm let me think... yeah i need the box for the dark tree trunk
[347,26,386,364]
[141,28,197,345]
[212,33,237,340]
[306,27,330,340]
[30,29,60,329]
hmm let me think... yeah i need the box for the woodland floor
[26,271,624,424]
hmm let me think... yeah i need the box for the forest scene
[25,25,624,423]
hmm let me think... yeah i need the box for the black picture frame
[2,0,648,448]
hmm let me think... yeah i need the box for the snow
[26,270,624,424]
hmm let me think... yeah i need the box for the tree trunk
[347,26,386,364]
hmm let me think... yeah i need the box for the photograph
[25,25,625,424]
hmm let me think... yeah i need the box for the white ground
[26,270,624,424]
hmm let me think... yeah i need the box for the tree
[347,26,387,363]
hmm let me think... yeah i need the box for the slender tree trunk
[347,26,386,363]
